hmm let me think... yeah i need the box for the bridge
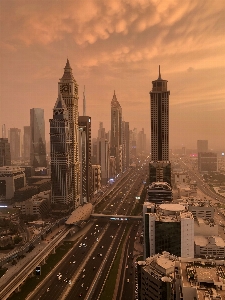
[90,213,142,221]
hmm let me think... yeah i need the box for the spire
[61,59,75,81]
[158,65,161,80]
[83,85,86,116]
[65,58,72,70]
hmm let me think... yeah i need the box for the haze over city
[0,0,225,149]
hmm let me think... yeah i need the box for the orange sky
[0,0,225,150]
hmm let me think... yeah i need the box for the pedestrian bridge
[90,213,142,221]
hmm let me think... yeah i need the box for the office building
[0,138,11,166]
[92,165,101,194]
[0,166,26,200]
[197,140,208,153]
[23,126,30,161]
[50,94,73,209]
[79,116,92,203]
[58,59,80,208]
[143,203,194,259]
[198,152,218,172]
[96,138,109,185]
[138,255,225,300]
[137,128,146,156]
[21,190,50,216]
[138,252,178,300]
[150,67,169,161]
[121,121,130,170]
[178,258,225,299]
[149,161,171,186]
[149,67,171,185]
[147,182,172,203]
[124,122,130,168]
[9,128,21,160]
[110,91,122,175]
[30,108,47,168]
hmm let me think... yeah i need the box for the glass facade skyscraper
[50,94,73,209]
[30,108,47,168]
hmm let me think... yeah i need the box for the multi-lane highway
[25,164,147,300]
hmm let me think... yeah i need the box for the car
[82,274,85,278]
[69,280,71,285]
[83,268,85,272]
[93,257,95,259]
[47,288,50,292]
[127,279,130,283]
[79,293,82,297]
[73,261,76,264]
[93,266,96,270]
[86,287,89,291]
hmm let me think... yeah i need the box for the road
[27,164,146,300]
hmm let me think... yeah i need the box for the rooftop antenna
[2,124,6,138]
[158,65,161,79]
[83,85,86,116]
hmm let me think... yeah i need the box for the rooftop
[195,236,225,247]
[65,203,93,225]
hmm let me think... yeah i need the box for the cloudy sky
[0,0,225,150]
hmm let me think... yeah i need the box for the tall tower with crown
[57,59,80,209]
[110,91,122,175]
[50,94,73,210]
[149,66,171,186]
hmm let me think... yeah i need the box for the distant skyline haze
[0,0,224,150]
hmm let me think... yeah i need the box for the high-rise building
[98,122,106,139]
[23,126,30,161]
[97,138,109,185]
[147,182,172,203]
[58,59,80,208]
[137,128,146,156]
[79,116,92,203]
[149,67,171,186]
[137,252,178,300]
[150,66,170,161]
[198,152,218,172]
[30,108,47,168]
[110,91,122,175]
[197,140,208,153]
[9,128,21,161]
[0,138,11,166]
[123,121,130,169]
[92,165,101,194]
[50,94,73,209]
[143,203,194,260]
[149,161,171,186]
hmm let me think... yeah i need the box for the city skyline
[0,1,225,150]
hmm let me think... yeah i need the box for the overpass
[90,213,142,221]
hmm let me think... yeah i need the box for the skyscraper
[50,94,73,209]
[9,128,21,161]
[110,91,122,175]
[23,126,30,161]
[30,108,47,168]
[79,116,92,203]
[58,59,80,208]
[149,67,171,185]
[150,66,169,161]
[0,138,11,166]
[197,140,208,153]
